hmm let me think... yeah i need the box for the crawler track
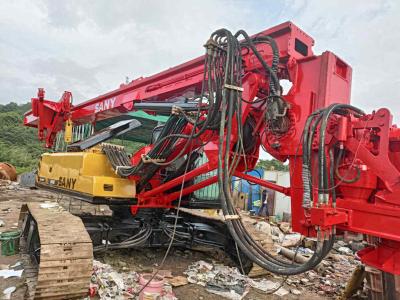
[19,203,93,299]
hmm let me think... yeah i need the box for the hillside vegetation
[0,102,46,173]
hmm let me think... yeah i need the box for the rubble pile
[88,213,363,299]
[244,214,362,298]
[0,180,20,191]
[90,260,177,300]
[184,260,288,299]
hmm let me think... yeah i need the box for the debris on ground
[184,260,289,299]
[39,202,60,209]
[168,276,189,287]
[91,260,139,298]
[239,211,363,298]
[0,268,23,279]
[0,180,20,191]
[0,184,365,299]
[90,260,177,299]
[338,246,353,255]
[2,286,16,300]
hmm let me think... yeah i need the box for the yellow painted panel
[37,150,135,199]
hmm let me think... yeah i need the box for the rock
[279,222,291,234]
[336,240,347,247]
[255,221,272,236]
[274,287,289,297]
[329,253,345,262]
[349,241,364,252]
[168,275,188,287]
[271,226,284,240]
[281,233,301,247]
[300,278,309,284]
[324,280,332,286]
[307,271,317,279]
[291,288,302,295]
[338,246,353,255]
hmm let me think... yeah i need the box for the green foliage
[0,102,46,173]
[108,137,145,154]
[0,102,145,174]
[257,159,289,171]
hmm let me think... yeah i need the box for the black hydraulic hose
[329,147,337,206]
[209,28,336,275]
[318,104,364,202]
[306,113,323,203]
[335,147,361,184]
[302,111,323,207]
[225,217,334,275]
[235,30,280,95]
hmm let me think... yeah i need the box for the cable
[126,26,336,277]
[134,143,195,296]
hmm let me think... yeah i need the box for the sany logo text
[94,97,116,113]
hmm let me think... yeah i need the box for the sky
[1,0,399,122]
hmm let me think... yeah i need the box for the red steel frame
[24,22,400,274]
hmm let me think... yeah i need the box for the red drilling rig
[22,22,399,298]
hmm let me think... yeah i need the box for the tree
[256,159,289,171]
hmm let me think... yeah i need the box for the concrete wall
[263,170,291,218]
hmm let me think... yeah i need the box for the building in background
[263,170,291,220]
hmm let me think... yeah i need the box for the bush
[0,103,45,173]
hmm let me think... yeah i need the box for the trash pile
[282,238,362,297]
[0,261,23,300]
[0,262,23,279]
[184,260,289,299]
[0,179,20,191]
[243,213,363,298]
[89,260,177,299]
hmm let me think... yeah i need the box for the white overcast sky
[1,0,399,122]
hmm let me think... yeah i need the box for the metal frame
[24,21,400,275]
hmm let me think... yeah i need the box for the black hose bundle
[302,103,364,207]
[127,27,340,275]
[208,28,336,275]
[93,223,152,252]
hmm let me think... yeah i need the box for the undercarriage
[19,200,253,299]
[81,207,252,272]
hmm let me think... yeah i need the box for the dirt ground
[0,185,335,299]
[95,248,325,300]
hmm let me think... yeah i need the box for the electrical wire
[134,143,196,296]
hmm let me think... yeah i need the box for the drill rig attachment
[66,119,141,151]
[21,21,400,298]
